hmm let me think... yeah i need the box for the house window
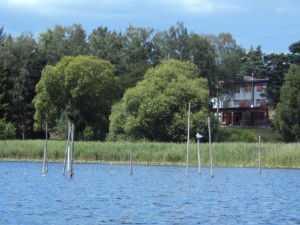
[240,99,251,107]
[234,85,240,93]
[244,84,252,92]
[256,99,260,106]
[256,83,263,92]
[234,100,239,107]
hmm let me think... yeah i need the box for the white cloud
[166,0,241,14]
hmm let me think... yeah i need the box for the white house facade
[213,76,269,126]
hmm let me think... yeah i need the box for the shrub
[228,130,257,142]
[0,120,16,139]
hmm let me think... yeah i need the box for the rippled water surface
[0,162,300,224]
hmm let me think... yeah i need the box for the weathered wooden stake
[197,138,201,175]
[258,135,261,175]
[42,122,48,176]
[185,102,191,177]
[130,149,133,175]
[63,121,75,177]
[70,123,75,177]
[208,117,214,178]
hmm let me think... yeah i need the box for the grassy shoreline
[0,140,299,169]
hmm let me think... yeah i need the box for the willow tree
[107,59,217,142]
[33,55,118,140]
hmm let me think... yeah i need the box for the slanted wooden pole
[42,122,48,176]
[208,117,214,178]
[258,135,261,175]
[186,102,191,177]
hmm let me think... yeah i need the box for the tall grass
[0,140,299,168]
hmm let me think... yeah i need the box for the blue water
[0,162,299,224]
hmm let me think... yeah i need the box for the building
[212,76,269,127]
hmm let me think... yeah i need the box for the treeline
[0,22,299,141]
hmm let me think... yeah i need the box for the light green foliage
[108,59,216,142]
[0,140,299,168]
[33,55,118,140]
[274,64,300,142]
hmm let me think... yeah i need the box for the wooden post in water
[258,135,261,175]
[42,122,48,176]
[130,149,133,176]
[196,133,203,175]
[208,117,214,178]
[70,123,75,177]
[63,121,71,175]
[186,102,191,177]
[63,121,75,177]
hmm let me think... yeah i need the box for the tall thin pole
[197,138,201,174]
[186,102,191,177]
[63,121,71,175]
[70,124,74,177]
[42,122,48,175]
[208,117,214,178]
[130,149,133,176]
[258,135,261,175]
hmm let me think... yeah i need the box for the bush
[228,130,257,142]
[216,128,258,143]
[0,120,16,139]
[82,126,94,141]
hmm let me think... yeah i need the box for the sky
[0,0,299,54]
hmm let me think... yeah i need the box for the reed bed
[0,140,299,168]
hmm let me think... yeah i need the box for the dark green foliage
[239,46,266,78]
[289,40,300,64]
[189,34,217,96]
[289,40,300,54]
[0,120,16,139]
[274,64,300,142]
[38,24,88,65]
[262,53,292,108]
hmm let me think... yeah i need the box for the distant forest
[0,21,299,140]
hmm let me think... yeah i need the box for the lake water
[0,162,299,224]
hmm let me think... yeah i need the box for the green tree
[208,32,245,96]
[262,53,292,109]
[38,24,88,65]
[88,26,127,75]
[107,59,216,142]
[189,33,216,95]
[0,32,43,139]
[274,64,300,142]
[165,21,190,61]
[240,46,267,78]
[33,55,118,140]
[0,27,9,120]
[289,40,300,64]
